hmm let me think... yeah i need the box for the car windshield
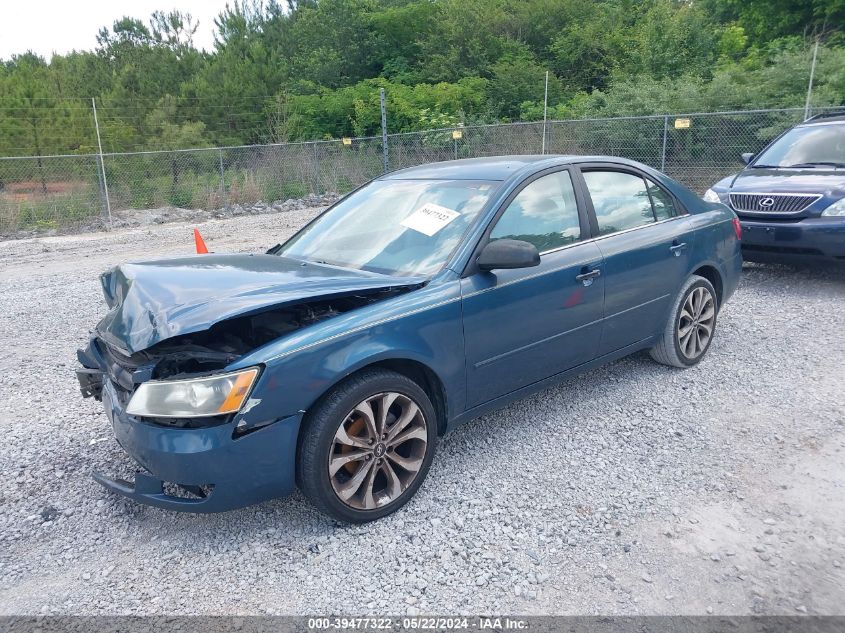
[277,179,497,276]
[754,123,845,168]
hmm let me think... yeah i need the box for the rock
[39,506,59,522]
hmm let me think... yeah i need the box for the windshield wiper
[786,162,845,168]
[750,164,780,168]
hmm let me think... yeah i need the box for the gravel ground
[0,208,843,616]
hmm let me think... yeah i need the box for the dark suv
[705,113,845,262]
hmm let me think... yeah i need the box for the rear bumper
[724,251,742,304]
[739,217,845,260]
[91,378,301,513]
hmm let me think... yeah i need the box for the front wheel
[650,274,719,368]
[296,369,438,523]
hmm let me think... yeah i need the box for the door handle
[670,241,687,256]
[575,268,601,284]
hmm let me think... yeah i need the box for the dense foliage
[1,0,843,155]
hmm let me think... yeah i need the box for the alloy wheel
[328,392,428,510]
[677,286,716,360]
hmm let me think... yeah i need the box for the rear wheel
[650,274,718,368]
[297,369,437,522]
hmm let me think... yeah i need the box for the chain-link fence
[1,106,843,235]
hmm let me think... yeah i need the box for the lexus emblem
[759,197,775,208]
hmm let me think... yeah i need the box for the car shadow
[743,258,845,279]
[741,260,845,296]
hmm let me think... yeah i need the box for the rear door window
[582,170,655,235]
[647,179,678,220]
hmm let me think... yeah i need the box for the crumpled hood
[96,253,424,354]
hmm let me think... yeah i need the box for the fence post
[380,88,389,173]
[541,70,549,154]
[93,155,107,219]
[660,115,669,172]
[312,142,321,194]
[91,98,112,225]
[804,40,819,121]
[218,148,226,206]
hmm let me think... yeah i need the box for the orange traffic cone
[193,228,209,254]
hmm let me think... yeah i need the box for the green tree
[702,0,845,43]
[488,54,562,119]
[1,0,845,159]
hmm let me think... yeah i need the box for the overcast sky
[0,0,233,61]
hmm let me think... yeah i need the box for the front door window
[489,170,581,252]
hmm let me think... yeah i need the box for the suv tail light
[732,217,742,241]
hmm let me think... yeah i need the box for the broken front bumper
[80,369,302,513]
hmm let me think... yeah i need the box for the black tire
[296,368,438,523]
[650,274,719,368]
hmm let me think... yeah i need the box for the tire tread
[650,274,718,369]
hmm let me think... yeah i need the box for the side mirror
[477,239,540,271]
[740,152,754,165]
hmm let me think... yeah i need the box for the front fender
[228,279,466,431]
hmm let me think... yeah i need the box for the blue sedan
[77,155,742,521]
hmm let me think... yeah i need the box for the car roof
[381,154,646,181]
[800,113,845,126]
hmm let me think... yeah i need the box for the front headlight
[126,367,260,418]
[821,198,845,217]
[703,189,721,203]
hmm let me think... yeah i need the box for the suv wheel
[297,369,437,522]
[650,274,719,368]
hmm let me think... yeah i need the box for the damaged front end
[78,289,406,399]
[77,253,425,511]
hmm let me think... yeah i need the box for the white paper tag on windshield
[401,203,460,236]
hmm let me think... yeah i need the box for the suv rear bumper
[739,217,845,260]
